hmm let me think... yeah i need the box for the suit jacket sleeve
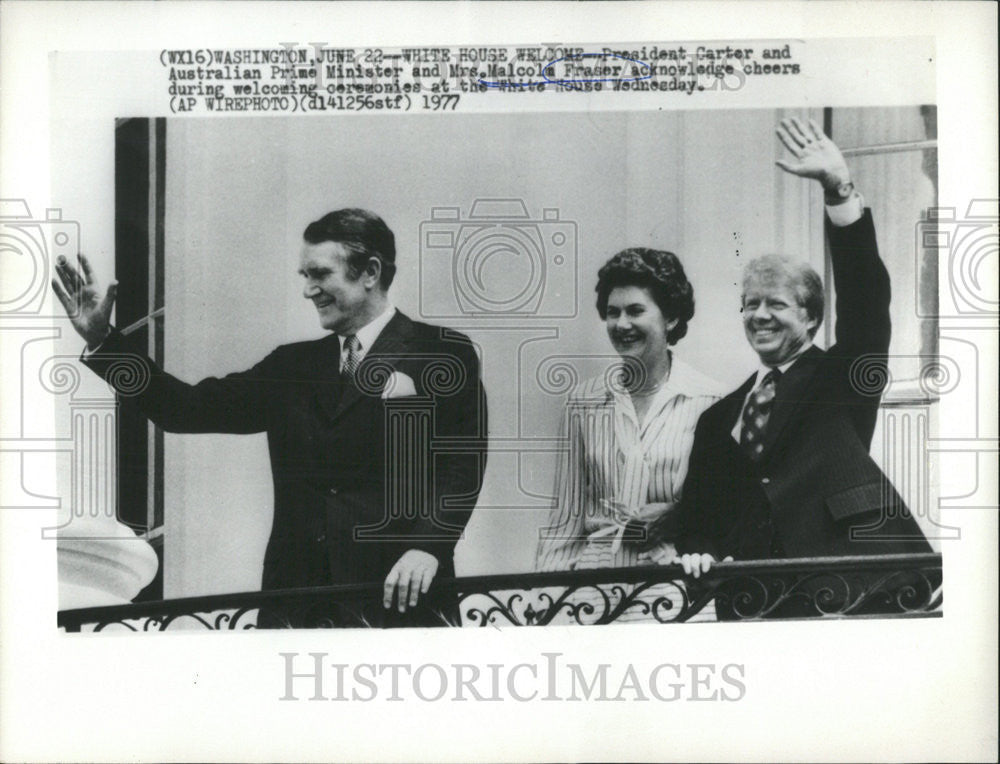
[826,208,891,447]
[674,409,722,559]
[829,208,890,355]
[82,328,275,434]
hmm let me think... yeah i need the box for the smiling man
[675,118,931,613]
[53,208,488,627]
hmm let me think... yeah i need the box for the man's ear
[805,311,820,336]
[363,257,382,289]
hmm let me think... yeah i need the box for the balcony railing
[58,552,942,632]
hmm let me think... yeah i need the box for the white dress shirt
[338,303,396,373]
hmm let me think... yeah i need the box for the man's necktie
[740,368,781,461]
[341,335,361,379]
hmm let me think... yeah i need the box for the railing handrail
[58,552,942,629]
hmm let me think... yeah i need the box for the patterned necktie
[740,368,781,461]
[341,335,361,379]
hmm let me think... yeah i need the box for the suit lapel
[313,333,344,421]
[329,311,414,424]
[759,345,824,460]
[725,374,757,436]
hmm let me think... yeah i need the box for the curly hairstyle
[595,248,695,345]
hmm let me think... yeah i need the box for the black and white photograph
[50,106,945,629]
[1,2,996,762]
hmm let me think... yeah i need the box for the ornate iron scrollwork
[58,553,942,631]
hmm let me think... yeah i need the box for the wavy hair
[303,208,397,289]
[595,248,695,345]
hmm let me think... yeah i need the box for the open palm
[775,117,851,190]
[51,254,117,348]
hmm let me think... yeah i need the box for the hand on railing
[680,553,734,579]
[383,549,439,613]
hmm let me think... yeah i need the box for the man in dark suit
[52,208,488,625]
[676,118,931,614]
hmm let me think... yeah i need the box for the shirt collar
[754,340,813,385]
[338,303,396,356]
[605,353,726,403]
[661,355,728,398]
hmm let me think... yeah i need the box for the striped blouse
[536,355,725,573]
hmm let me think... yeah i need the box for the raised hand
[51,254,117,349]
[775,117,851,192]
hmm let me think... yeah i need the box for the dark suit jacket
[84,311,488,602]
[677,210,930,565]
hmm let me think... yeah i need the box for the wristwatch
[825,180,855,204]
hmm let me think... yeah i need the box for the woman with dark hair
[536,248,724,621]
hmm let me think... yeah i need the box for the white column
[41,358,160,609]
